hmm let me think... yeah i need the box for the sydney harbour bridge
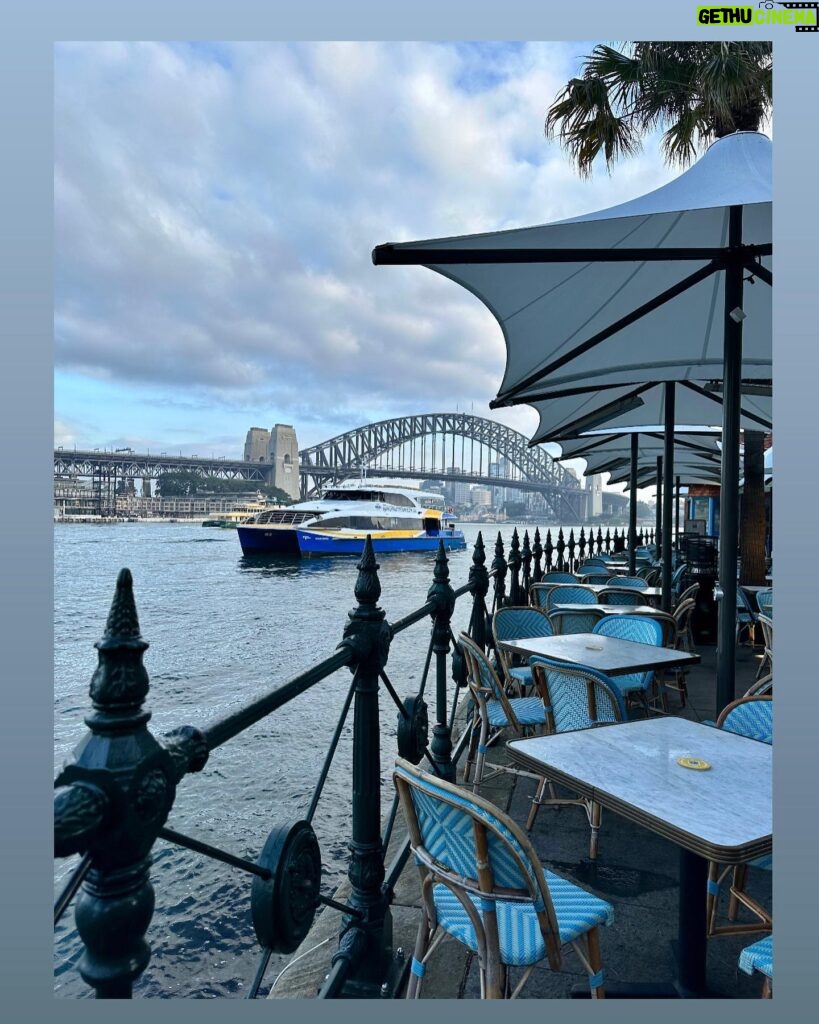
[54,412,587,522]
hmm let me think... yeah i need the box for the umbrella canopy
[374,131,771,406]
[374,131,772,711]
[530,379,771,443]
[558,430,720,473]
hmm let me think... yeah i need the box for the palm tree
[546,41,771,585]
[545,41,772,178]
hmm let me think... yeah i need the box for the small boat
[236,479,466,556]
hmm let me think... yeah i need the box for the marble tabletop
[508,717,771,862]
[498,632,699,676]
[551,603,664,617]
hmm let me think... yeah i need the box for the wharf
[270,642,770,999]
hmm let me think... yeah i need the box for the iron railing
[53,525,654,999]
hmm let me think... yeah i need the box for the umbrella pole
[655,456,663,560]
[675,475,681,558]
[662,384,675,612]
[716,205,745,714]
[628,433,638,574]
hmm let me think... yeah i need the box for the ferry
[236,480,466,556]
[202,500,273,528]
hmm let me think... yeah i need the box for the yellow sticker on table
[677,756,711,771]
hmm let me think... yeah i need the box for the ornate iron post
[491,532,507,612]
[567,529,576,572]
[427,541,457,782]
[556,528,566,571]
[544,530,554,572]
[521,530,532,599]
[468,531,490,650]
[53,569,201,998]
[507,528,522,605]
[604,529,611,555]
[578,527,586,568]
[333,538,394,995]
[531,527,543,585]
[596,527,603,557]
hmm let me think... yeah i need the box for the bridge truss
[54,413,586,522]
[298,413,584,521]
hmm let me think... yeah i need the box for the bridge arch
[298,412,584,521]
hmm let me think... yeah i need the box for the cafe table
[498,632,700,677]
[550,603,666,619]
[508,718,772,997]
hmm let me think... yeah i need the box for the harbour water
[53,519,613,998]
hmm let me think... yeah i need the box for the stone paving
[271,638,772,999]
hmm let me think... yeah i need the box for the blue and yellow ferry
[236,479,466,556]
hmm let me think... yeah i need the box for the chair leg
[526,776,548,831]
[706,861,720,936]
[586,927,605,999]
[728,864,748,921]
[761,975,772,999]
[588,801,602,861]
[473,713,490,790]
[406,919,434,999]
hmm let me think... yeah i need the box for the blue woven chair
[535,583,598,615]
[755,613,772,680]
[756,588,773,617]
[736,586,758,645]
[393,757,615,999]
[526,657,626,858]
[529,583,556,611]
[492,606,552,694]
[609,576,648,589]
[738,935,772,998]
[542,571,578,584]
[577,572,612,585]
[548,607,604,636]
[591,615,664,717]
[670,562,688,597]
[459,633,549,788]
[599,586,643,606]
[706,696,772,939]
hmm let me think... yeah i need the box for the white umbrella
[374,131,772,709]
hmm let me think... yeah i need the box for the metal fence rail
[53,525,653,999]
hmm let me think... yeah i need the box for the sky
[54,40,704,484]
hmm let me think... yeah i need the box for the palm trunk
[739,430,767,585]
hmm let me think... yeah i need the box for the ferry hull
[236,525,302,554]
[238,524,467,556]
[295,530,467,555]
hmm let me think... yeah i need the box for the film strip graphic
[778,2,819,30]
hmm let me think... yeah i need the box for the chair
[609,576,647,589]
[599,586,644,606]
[578,572,612,585]
[674,581,699,610]
[706,696,772,939]
[756,613,773,680]
[459,633,549,788]
[738,935,772,998]
[755,588,773,617]
[743,672,772,698]
[538,583,598,614]
[590,615,665,717]
[393,757,615,999]
[547,607,604,636]
[665,598,697,707]
[529,583,556,611]
[736,586,758,645]
[670,562,688,596]
[644,567,662,587]
[492,606,552,694]
[541,571,578,584]
[526,657,626,858]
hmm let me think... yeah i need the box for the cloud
[55,40,678,455]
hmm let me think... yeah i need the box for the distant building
[244,427,271,463]
[471,486,492,508]
[267,424,300,501]
[585,474,603,518]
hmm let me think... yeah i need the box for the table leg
[676,848,708,997]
